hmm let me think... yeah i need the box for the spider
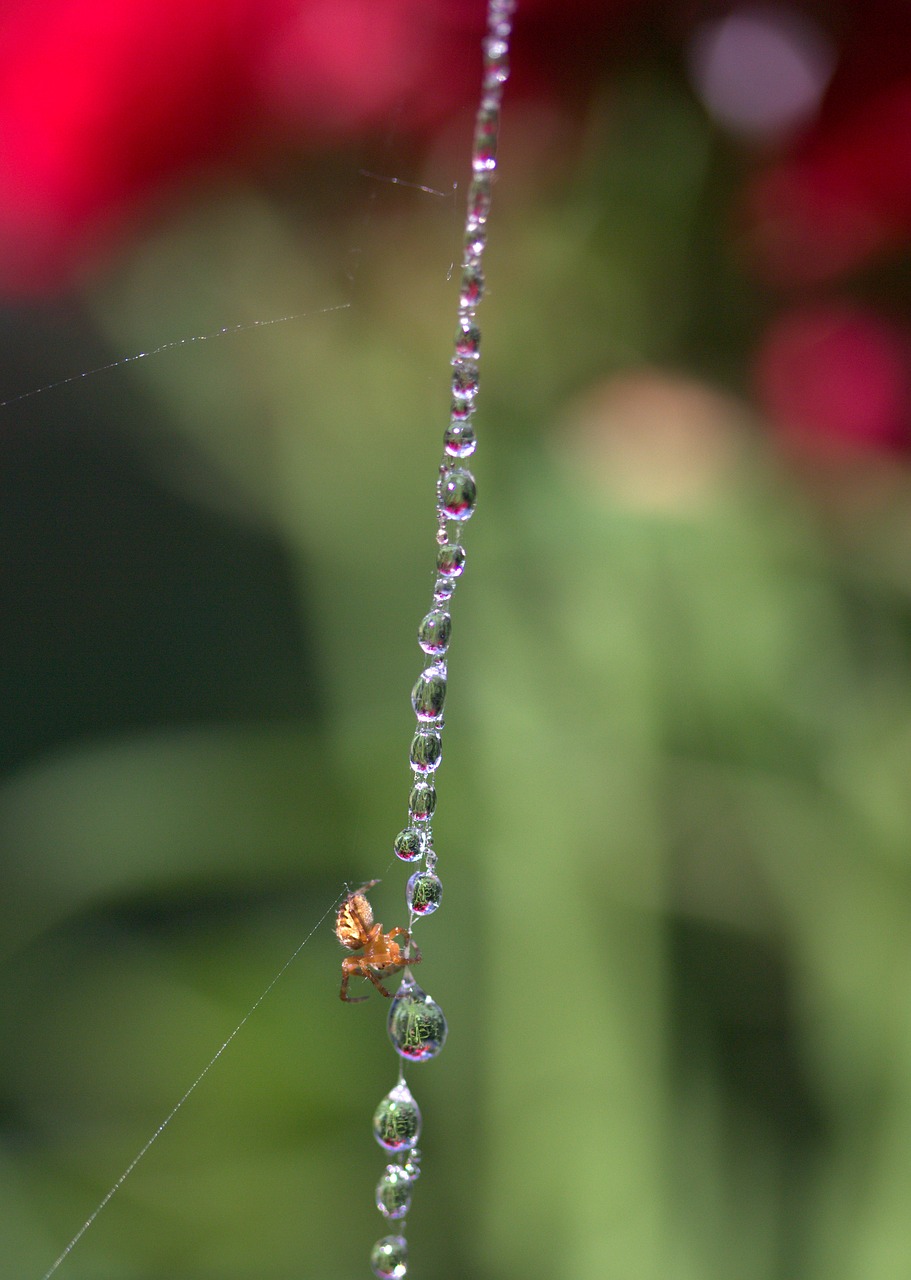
[335,880,421,1003]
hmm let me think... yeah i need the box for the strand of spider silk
[371,5,517,1278]
[0,302,351,409]
[39,892,346,1280]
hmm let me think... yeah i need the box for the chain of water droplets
[366,3,516,1277]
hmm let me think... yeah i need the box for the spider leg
[406,940,422,965]
[365,969,395,999]
[340,960,370,1003]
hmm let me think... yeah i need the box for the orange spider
[335,880,422,1003]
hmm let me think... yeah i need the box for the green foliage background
[4,65,911,1280]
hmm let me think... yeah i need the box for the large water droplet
[418,609,451,656]
[408,781,436,820]
[407,870,443,916]
[410,730,442,774]
[411,666,446,720]
[439,468,477,521]
[373,1081,421,1151]
[393,827,426,863]
[376,1164,414,1220]
[371,1234,408,1280]
[388,976,448,1062]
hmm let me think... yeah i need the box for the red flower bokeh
[0,0,634,295]
[754,303,911,458]
[4,0,911,471]
[0,0,494,292]
[740,2,911,461]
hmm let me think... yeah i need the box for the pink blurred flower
[0,0,636,296]
[746,80,911,284]
[743,2,911,284]
[0,0,486,293]
[754,303,911,457]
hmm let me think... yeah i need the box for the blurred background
[3,0,911,1277]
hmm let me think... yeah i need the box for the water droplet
[436,542,466,577]
[440,468,477,521]
[418,609,451,655]
[444,420,477,458]
[371,1234,408,1280]
[388,975,448,1062]
[433,577,456,603]
[483,35,510,86]
[459,262,484,310]
[466,174,492,229]
[472,105,499,172]
[449,398,474,426]
[412,666,446,720]
[464,225,487,263]
[452,361,479,403]
[454,319,481,360]
[410,730,442,774]
[402,1148,422,1181]
[393,827,426,862]
[373,1081,422,1151]
[376,1164,414,1220]
[408,781,436,820]
[407,870,443,916]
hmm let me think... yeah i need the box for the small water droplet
[464,225,487,263]
[433,577,456,603]
[472,105,499,172]
[439,468,477,521]
[371,1234,408,1280]
[418,609,451,655]
[483,35,510,87]
[449,400,474,429]
[459,262,484,310]
[408,780,437,820]
[436,543,466,577]
[376,1164,414,1220]
[407,870,443,916]
[402,1149,422,1181]
[410,730,442,774]
[454,319,481,360]
[451,362,479,403]
[373,1081,421,1151]
[444,420,477,458]
[412,666,446,720]
[388,975,448,1062]
[466,174,492,228]
[393,827,426,862]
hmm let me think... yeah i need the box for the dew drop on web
[406,870,443,916]
[373,1080,422,1151]
[387,975,448,1061]
[376,1163,414,1220]
[371,1233,408,1279]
